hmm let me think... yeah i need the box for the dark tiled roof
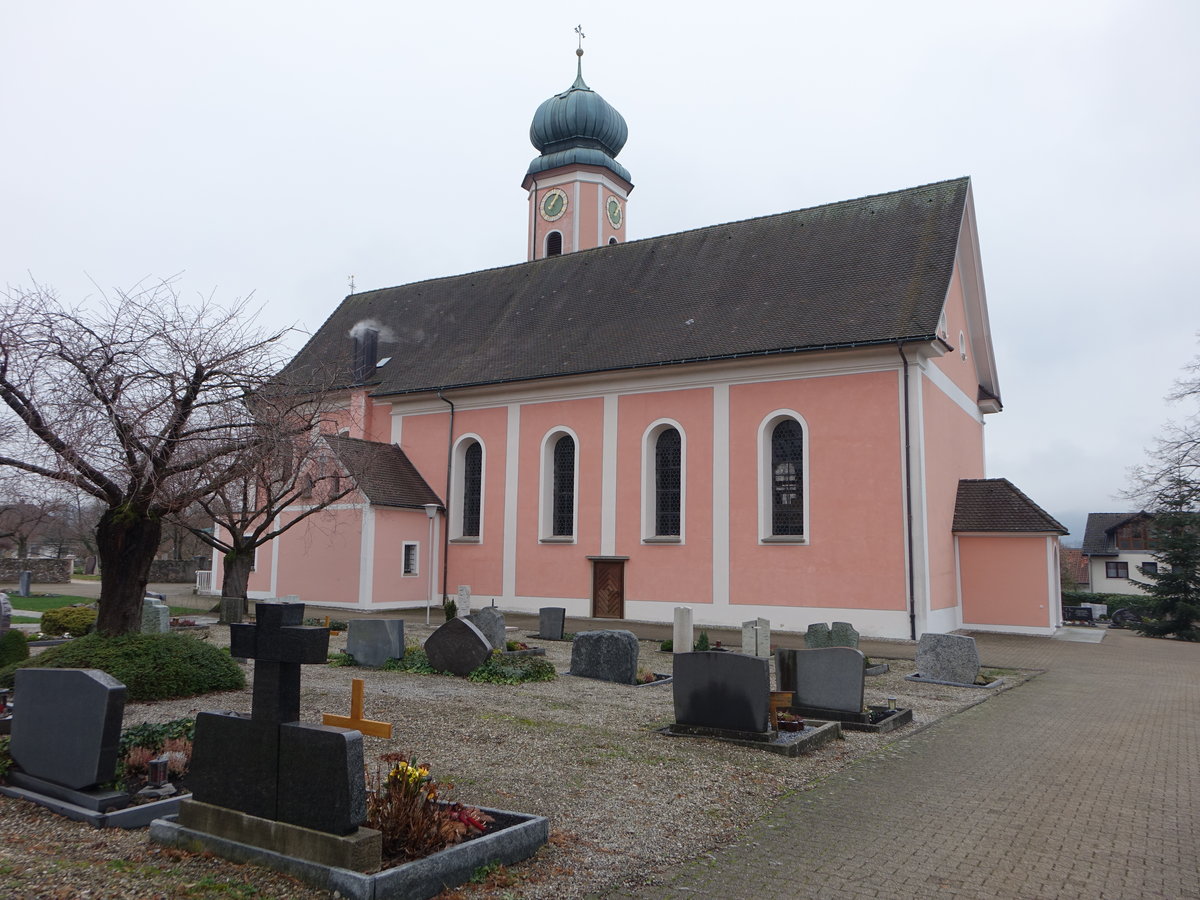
[953,479,1067,534]
[282,178,971,396]
[324,435,442,509]
[1080,512,1148,556]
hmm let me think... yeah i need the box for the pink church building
[224,52,1066,639]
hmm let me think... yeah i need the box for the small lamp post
[422,504,440,625]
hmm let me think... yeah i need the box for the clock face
[540,188,567,222]
[606,196,623,228]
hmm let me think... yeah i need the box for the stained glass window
[771,420,804,536]
[552,435,575,536]
[461,441,482,537]
[655,428,681,536]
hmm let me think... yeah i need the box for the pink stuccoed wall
[372,506,439,605]
[931,261,981,402]
[273,507,364,604]
[921,377,985,611]
[959,534,1055,629]
[616,387,714,605]
[727,372,908,610]
[444,407,509,597]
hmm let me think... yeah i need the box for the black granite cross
[229,601,329,724]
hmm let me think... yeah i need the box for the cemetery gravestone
[912,633,981,685]
[18,570,31,598]
[0,592,10,635]
[219,596,244,625]
[468,607,506,651]
[805,622,832,648]
[456,584,472,617]
[829,621,860,648]
[673,606,693,654]
[7,668,128,810]
[424,617,492,676]
[346,619,405,667]
[539,607,566,641]
[1110,607,1143,628]
[142,597,170,634]
[741,618,772,657]
[570,630,640,684]
[776,647,865,716]
[673,651,771,734]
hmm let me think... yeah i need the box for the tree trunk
[95,506,163,636]
[221,549,254,605]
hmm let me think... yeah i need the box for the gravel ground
[0,623,1032,899]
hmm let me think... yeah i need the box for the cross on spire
[575,24,585,51]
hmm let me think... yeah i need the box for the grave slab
[673,651,771,734]
[804,623,832,648]
[538,607,565,641]
[911,633,982,685]
[346,619,405,667]
[10,668,126,790]
[776,647,866,715]
[468,607,506,651]
[424,617,492,676]
[569,630,640,684]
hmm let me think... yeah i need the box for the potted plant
[776,712,805,732]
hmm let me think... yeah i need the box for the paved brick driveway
[603,628,1200,899]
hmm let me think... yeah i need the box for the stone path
[602,628,1200,899]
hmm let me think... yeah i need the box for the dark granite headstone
[569,630,639,685]
[829,622,860,648]
[9,669,126,790]
[1111,607,1143,628]
[538,607,566,641]
[804,623,832,648]
[468,607,506,651]
[914,633,980,684]
[189,713,280,819]
[424,617,492,676]
[777,647,865,715]
[673,651,771,733]
[277,723,366,835]
[229,601,329,723]
[346,619,405,667]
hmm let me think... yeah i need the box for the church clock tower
[523,39,632,261]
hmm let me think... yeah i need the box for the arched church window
[461,441,482,537]
[552,434,575,536]
[771,420,804,536]
[608,237,617,245]
[546,231,563,257]
[655,428,681,536]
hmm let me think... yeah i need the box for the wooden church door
[589,557,627,618]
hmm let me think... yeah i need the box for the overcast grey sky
[3,1,1198,541]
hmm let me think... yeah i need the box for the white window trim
[401,541,420,576]
[449,433,485,543]
[539,426,579,542]
[544,229,564,257]
[641,419,686,544]
[757,409,810,544]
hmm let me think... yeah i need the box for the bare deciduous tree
[0,280,301,635]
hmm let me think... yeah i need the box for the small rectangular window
[1105,561,1129,579]
[1141,562,1158,576]
[402,542,419,576]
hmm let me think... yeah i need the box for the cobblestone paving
[602,628,1200,899]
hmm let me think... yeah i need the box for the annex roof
[323,434,442,509]
[282,178,977,398]
[953,478,1068,535]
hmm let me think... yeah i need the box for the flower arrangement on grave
[776,712,805,732]
[366,752,493,863]
[636,667,658,684]
[505,639,530,651]
[116,717,195,798]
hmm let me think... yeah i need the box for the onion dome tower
[523,40,632,261]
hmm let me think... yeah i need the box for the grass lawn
[4,595,202,619]
[11,615,39,624]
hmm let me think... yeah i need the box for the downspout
[897,343,917,641]
[438,389,455,611]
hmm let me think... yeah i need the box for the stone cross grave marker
[741,617,771,657]
[7,668,129,811]
[346,619,404,667]
[914,633,981,685]
[673,606,693,653]
[188,601,369,836]
[323,678,393,739]
[776,647,866,715]
[673,651,771,734]
[805,622,832,648]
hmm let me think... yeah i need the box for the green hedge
[1062,590,1148,611]
[40,606,98,636]
[0,630,29,667]
[0,632,245,701]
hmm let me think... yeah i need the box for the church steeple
[523,31,633,261]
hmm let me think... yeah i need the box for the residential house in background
[1080,512,1156,595]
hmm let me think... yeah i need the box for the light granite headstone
[468,607,505,652]
[915,633,981,685]
[219,596,244,625]
[424,616,491,677]
[673,606,693,654]
[141,597,170,634]
[10,668,126,790]
[673,651,771,733]
[538,607,565,641]
[346,619,405,667]
[0,592,11,635]
[776,647,866,715]
[456,584,472,617]
[830,622,860,648]
[741,618,771,657]
[18,570,31,598]
[570,630,639,684]
[805,622,832,648]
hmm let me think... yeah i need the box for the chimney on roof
[352,327,378,383]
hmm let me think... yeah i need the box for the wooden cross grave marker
[322,678,393,739]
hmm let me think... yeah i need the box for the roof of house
[1061,547,1089,585]
[323,434,443,509]
[953,478,1068,534]
[282,177,973,397]
[1080,512,1150,556]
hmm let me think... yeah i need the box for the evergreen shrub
[40,606,97,636]
[0,630,29,667]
